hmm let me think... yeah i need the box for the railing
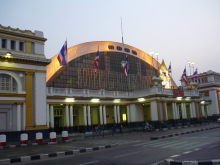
[47,86,199,98]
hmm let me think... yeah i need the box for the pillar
[172,102,178,119]
[22,103,26,131]
[181,103,187,119]
[126,105,130,123]
[201,105,205,117]
[25,72,33,129]
[46,104,50,127]
[65,105,70,127]
[99,105,103,125]
[17,104,21,131]
[70,105,73,127]
[50,105,54,128]
[83,105,87,126]
[164,102,168,121]
[114,105,117,123]
[117,105,120,123]
[87,105,91,126]
[103,105,107,124]
[150,101,158,121]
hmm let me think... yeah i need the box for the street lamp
[187,61,195,75]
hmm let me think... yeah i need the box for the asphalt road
[19,125,220,165]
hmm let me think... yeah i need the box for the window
[10,40,16,50]
[108,45,114,50]
[31,42,35,53]
[19,42,24,51]
[116,46,122,51]
[1,39,7,49]
[132,50,137,55]
[124,48,130,53]
[0,74,17,92]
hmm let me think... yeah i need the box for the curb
[0,144,116,164]
[165,158,220,165]
[150,126,220,141]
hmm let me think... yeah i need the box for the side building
[0,25,50,132]
[187,70,220,116]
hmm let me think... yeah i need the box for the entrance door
[54,117,61,129]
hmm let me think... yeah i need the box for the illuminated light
[65,98,75,102]
[60,104,63,105]
[4,52,12,58]
[138,98,146,102]
[91,98,100,103]
[201,101,205,104]
[122,113,127,121]
[176,97,182,101]
[113,99,120,103]
[185,97,191,101]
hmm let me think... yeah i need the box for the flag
[57,41,67,66]
[168,62,171,74]
[181,68,188,83]
[191,68,198,79]
[122,55,128,77]
[93,47,100,69]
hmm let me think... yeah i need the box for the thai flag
[93,48,100,69]
[123,55,128,77]
[181,68,188,83]
[168,62,171,74]
[57,41,67,66]
[191,68,198,79]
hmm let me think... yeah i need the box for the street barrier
[35,132,43,144]
[0,134,6,147]
[20,133,28,145]
[61,131,69,142]
[49,132,56,142]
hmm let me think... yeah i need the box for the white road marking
[194,148,201,151]
[183,151,192,154]
[114,150,143,158]
[170,154,180,158]
[78,160,99,165]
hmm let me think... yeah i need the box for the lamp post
[187,61,195,76]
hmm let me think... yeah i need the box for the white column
[83,105,87,126]
[65,105,70,127]
[50,105,54,128]
[17,104,21,131]
[99,105,103,125]
[181,103,187,119]
[103,105,107,124]
[22,103,26,130]
[191,102,196,118]
[201,105,205,117]
[189,103,194,118]
[150,101,158,121]
[114,105,117,123]
[69,105,73,127]
[126,105,130,123]
[164,102,168,121]
[87,105,91,126]
[46,104,50,127]
[117,105,120,123]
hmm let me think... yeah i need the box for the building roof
[46,41,161,81]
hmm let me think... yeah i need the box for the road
[20,126,220,165]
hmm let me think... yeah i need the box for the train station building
[0,25,217,133]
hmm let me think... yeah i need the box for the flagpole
[121,17,124,44]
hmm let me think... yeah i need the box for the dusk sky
[1,0,220,84]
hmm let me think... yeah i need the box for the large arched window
[0,74,17,93]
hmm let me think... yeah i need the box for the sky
[1,0,220,84]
